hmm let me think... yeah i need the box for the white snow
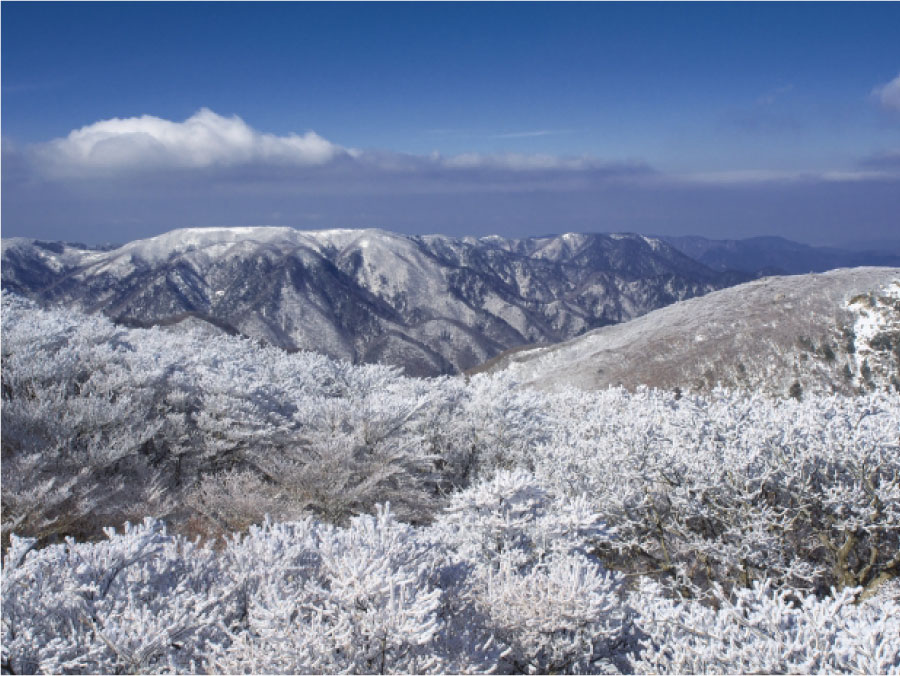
[497,268,900,395]
[847,279,900,388]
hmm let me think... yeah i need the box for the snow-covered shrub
[186,468,287,534]
[1,293,179,543]
[435,469,610,568]
[431,471,628,674]
[1,519,229,674]
[524,386,900,593]
[480,552,627,674]
[452,376,552,481]
[202,505,447,674]
[0,293,476,539]
[3,508,897,674]
[632,579,900,674]
[312,505,444,673]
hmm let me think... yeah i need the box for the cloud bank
[3,108,899,246]
[29,109,639,179]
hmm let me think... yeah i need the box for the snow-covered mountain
[1,227,745,375]
[661,235,900,276]
[478,268,900,396]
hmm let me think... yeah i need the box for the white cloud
[441,152,597,171]
[32,109,607,178]
[677,168,896,186]
[37,108,347,172]
[873,73,900,112]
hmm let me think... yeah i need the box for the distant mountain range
[660,235,900,276]
[4,228,896,377]
[477,267,900,396]
[1,228,749,375]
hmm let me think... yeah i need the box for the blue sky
[2,2,899,245]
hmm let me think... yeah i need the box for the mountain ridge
[2,227,746,375]
[660,234,900,275]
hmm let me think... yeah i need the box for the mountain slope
[478,267,900,396]
[1,228,744,376]
[661,235,900,276]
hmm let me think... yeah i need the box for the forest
[2,290,898,674]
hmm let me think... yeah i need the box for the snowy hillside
[1,227,744,375]
[480,268,900,396]
[3,291,899,674]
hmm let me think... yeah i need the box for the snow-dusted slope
[662,235,900,275]
[1,227,744,375]
[481,268,900,396]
